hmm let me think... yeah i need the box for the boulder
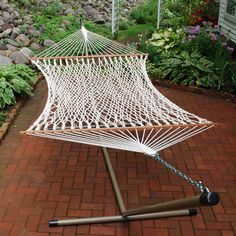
[13,10,20,19]
[11,27,20,39]
[43,39,56,47]
[0,23,13,32]
[64,8,75,15]
[0,50,12,57]
[10,51,30,64]
[2,11,14,23]
[13,19,22,26]
[6,44,18,52]
[3,28,12,36]
[0,1,9,11]
[30,42,42,51]
[83,0,93,6]
[15,34,30,47]
[62,19,71,26]
[0,40,7,50]
[20,47,35,59]
[0,55,12,65]
[94,14,106,24]
[5,38,19,47]
[39,25,46,34]
[83,5,96,19]
[28,29,41,37]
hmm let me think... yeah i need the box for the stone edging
[152,78,236,104]
[0,75,43,142]
[0,100,26,141]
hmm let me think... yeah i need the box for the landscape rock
[94,14,106,24]
[6,44,18,52]
[28,29,41,37]
[64,8,75,15]
[10,51,30,64]
[30,42,42,51]
[11,27,20,39]
[0,50,12,57]
[0,40,7,50]
[2,11,14,23]
[5,38,19,47]
[83,0,93,6]
[43,39,56,47]
[0,55,12,65]
[62,19,71,26]
[83,5,96,19]
[20,47,35,59]
[0,23,13,32]
[15,34,31,47]
[3,28,12,36]
[39,25,46,34]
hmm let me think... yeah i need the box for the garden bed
[153,78,236,103]
[0,75,43,142]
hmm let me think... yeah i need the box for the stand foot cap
[189,209,197,216]
[49,220,58,227]
[200,192,220,206]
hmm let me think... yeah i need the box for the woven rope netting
[26,26,214,155]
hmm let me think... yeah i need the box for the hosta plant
[147,28,185,52]
[159,51,219,88]
[0,64,36,109]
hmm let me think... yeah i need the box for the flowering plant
[181,23,235,90]
[187,0,219,26]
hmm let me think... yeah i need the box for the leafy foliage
[0,112,6,127]
[159,51,219,88]
[147,28,185,52]
[0,65,36,109]
[182,24,234,90]
[130,0,157,24]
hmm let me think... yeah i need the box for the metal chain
[151,153,206,192]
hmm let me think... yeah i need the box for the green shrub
[159,51,219,88]
[182,24,234,90]
[41,2,63,17]
[130,0,157,25]
[119,20,129,30]
[0,112,6,126]
[0,65,36,109]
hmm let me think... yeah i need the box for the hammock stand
[20,26,219,227]
[47,147,219,227]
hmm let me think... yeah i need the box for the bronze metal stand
[49,147,219,227]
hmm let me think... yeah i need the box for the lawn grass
[116,24,156,43]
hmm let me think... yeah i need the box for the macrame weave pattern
[25,26,215,155]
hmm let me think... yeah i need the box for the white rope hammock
[25,26,215,155]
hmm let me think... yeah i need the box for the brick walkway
[0,80,236,236]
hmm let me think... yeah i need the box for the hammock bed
[21,26,219,227]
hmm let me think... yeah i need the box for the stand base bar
[48,147,219,227]
[49,209,197,227]
[123,191,219,216]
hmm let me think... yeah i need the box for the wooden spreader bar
[31,53,149,61]
[19,122,217,135]
[48,147,219,227]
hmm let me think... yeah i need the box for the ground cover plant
[0,64,36,109]
[0,112,6,127]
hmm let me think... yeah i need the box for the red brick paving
[0,80,236,236]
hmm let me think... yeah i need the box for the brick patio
[0,80,235,236]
